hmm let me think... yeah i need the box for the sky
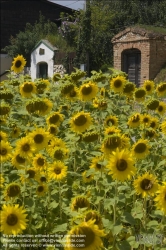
[49,0,85,10]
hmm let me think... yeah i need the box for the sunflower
[47,137,67,154]
[134,88,146,102]
[156,101,166,115]
[90,156,105,172]
[156,82,166,97]
[64,220,105,250]
[38,98,53,116]
[79,81,98,101]
[149,117,159,129]
[12,152,26,169]
[0,140,12,162]
[83,210,103,229]
[82,171,94,183]
[10,127,21,138]
[0,204,28,235]
[71,196,90,211]
[82,131,99,142]
[35,79,50,94]
[50,147,69,161]
[146,99,159,111]
[100,87,106,97]
[144,128,158,140]
[48,161,67,181]
[36,184,48,196]
[127,113,141,128]
[48,125,58,135]
[53,73,61,82]
[0,174,5,188]
[104,115,118,127]
[5,183,21,200]
[123,81,135,97]
[11,55,26,74]
[143,80,155,94]
[0,118,6,125]
[101,134,122,158]
[66,87,79,101]
[131,139,150,159]
[133,173,158,198]
[141,114,151,127]
[107,148,136,181]
[33,154,47,170]
[161,120,166,135]
[0,131,7,141]
[154,182,166,215]
[38,174,48,184]
[15,137,35,158]
[46,112,64,126]
[29,128,50,151]
[70,111,92,133]
[20,81,36,98]
[104,126,121,136]
[110,75,126,93]
[61,82,75,96]
[20,168,39,184]
[0,102,10,116]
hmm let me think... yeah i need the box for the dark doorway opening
[38,62,48,79]
[122,49,141,86]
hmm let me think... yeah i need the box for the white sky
[49,0,85,10]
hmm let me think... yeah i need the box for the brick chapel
[112,26,166,86]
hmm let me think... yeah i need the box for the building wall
[0,54,12,81]
[31,43,54,80]
[149,39,166,80]
[113,39,150,85]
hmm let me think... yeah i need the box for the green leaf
[116,240,132,250]
[52,223,67,233]
[112,224,123,235]
[24,198,34,207]
[147,220,158,228]
[49,201,59,209]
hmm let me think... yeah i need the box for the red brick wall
[149,40,166,80]
[112,28,166,85]
[1,0,74,52]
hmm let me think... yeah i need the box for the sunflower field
[0,55,166,250]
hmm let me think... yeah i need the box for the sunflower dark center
[54,150,63,160]
[146,85,151,91]
[158,84,166,92]
[37,157,44,166]
[74,198,89,210]
[82,85,92,95]
[74,115,87,126]
[7,184,20,197]
[143,118,149,123]
[123,84,134,93]
[49,114,60,124]
[37,186,44,192]
[50,127,56,134]
[13,129,18,134]
[132,115,140,123]
[76,226,95,248]
[6,214,18,226]
[23,83,33,93]
[62,84,74,95]
[140,178,153,190]
[34,134,44,144]
[0,148,7,155]
[158,106,163,112]
[150,122,156,128]
[22,143,30,152]
[27,170,35,178]
[135,90,146,98]
[114,80,122,88]
[40,176,46,182]
[54,168,61,175]
[146,130,155,138]
[107,119,115,126]
[105,136,121,150]
[15,60,22,68]
[134,143,146,153]
[116,159,127,171]
[69,90,77,97]
[16,154,25,164]
[96,163,102,169]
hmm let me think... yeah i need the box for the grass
[133,24,166,35]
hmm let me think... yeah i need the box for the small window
[39,48,45,55]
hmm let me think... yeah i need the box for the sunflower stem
[59,181,62,219]
[143,197,147,231]
[113,181,118,225]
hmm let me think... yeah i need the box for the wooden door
[122,49,141,87]
[39,63,48,79]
